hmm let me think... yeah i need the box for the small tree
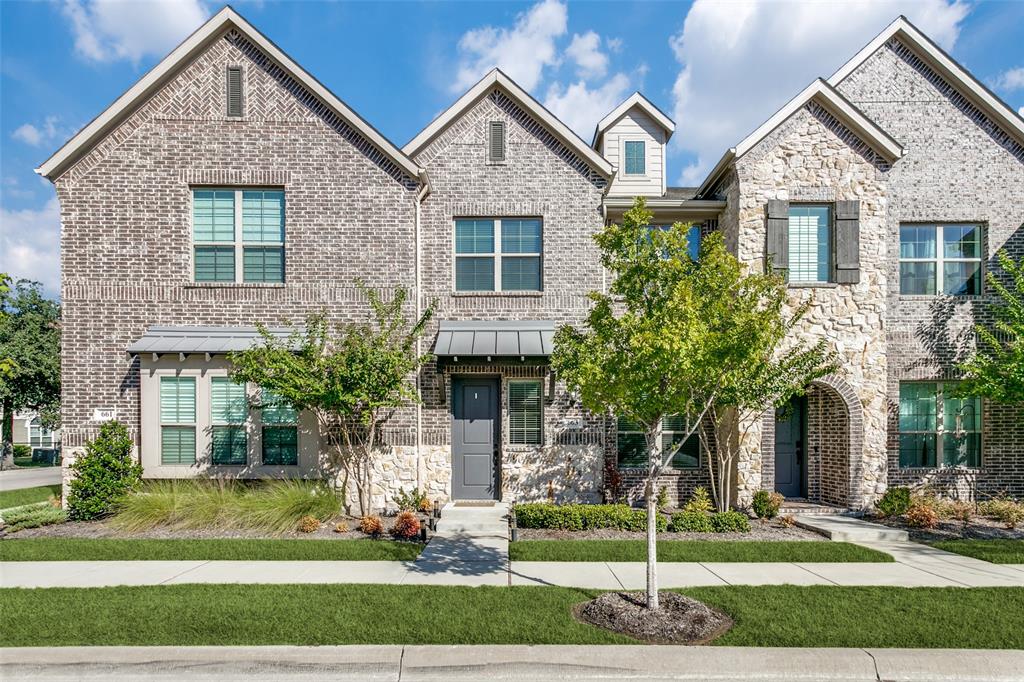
[957,250,1024,405]
[553,197,830,610]
[68,420,143,520]
[229,284,434,516]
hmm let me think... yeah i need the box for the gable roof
[828,15,1024,146]
[36,6,424,183]
[696,78,904,198]
[403,69,613,179]
[591,92,675,149]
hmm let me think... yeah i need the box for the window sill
[898,295,983,302]
[185,282,286,289]
[788,282,838,289]
[897,466,982,472]
[451,290,543,298]
[616,467,700,474]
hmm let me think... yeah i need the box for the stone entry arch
[761,374,863,508]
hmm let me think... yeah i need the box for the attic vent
[488,120,506,163]
[226,66,243,117]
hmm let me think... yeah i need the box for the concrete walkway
[406,502,509,585]
[3,645,1023,681]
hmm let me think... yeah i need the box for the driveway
[0,467,61,492]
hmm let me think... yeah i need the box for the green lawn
[0,485,61,510]
[1,585,1020,648]
[0,538,423,562]
[509,540,893,562]
[930,540,1024,564]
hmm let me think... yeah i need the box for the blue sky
[2,0,1023,297]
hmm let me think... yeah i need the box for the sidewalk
[3,645,1023,681]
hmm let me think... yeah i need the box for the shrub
[13,444,32,459]
[296,515,320,533]
[514,503,667,532]
[906,502,939,529]
[669,510,713,533]
[656,486,670,511]
[710,511,751,533]
[1,503,68,532]
[68,420,143,520]
[334,521,350,533]
[979,499,1024,529]
[393,487,429,513]
[359,515,384,537]
[752,490,784,519]
[683,486,713,514]
[236,480,340,534]
[602,460,624,504]
[418,497,433,514]
[390,510,421,540]
[780,514,796,528]
[876,487,912,518]
[947,500,973,525]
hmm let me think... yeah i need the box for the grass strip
[0,538,423,562]
[0,485,61,511]
[929,539,1024,564]
[1,585,1021,648]
[509,540,893,562]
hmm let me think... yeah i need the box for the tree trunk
[645,477,659,610]
[1,397,13,471]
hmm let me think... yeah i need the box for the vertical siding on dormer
[601,108,666,197]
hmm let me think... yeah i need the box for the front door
[451,377,499,500]
[774,396,806,498]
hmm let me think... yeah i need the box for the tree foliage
[957,250,1024,405]
[228,283,434,516]
[552,197,834,609]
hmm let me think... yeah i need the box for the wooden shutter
[834,200,861,284]
[488,121,506,163]
[765,199,790,281]
[226,67,243,117]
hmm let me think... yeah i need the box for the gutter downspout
[414,177,430,492]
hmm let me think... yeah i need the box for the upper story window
[623,140,645,175]
[616,415,699,470]
[899,224,982,296]
[898,382,981,468]
[193,188,285,284]
[788,204,831,284]
[454,218,542,292]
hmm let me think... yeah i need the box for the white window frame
[453,218,543,292]
[29,418,54,448]
[621,138,647,177]
[787,203,833,284]
[898,223,983,296]
[191,187,285,284]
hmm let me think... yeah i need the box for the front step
[794,515,909,542]
[434,521,509,535]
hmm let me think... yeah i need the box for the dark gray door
[774,396,806,498]
[452,377,499,500]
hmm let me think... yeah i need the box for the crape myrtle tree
[552,198,833,610]
[229,283,435,516]
[957,250,1024,405]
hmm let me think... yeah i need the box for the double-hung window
[262,389,298,466]
[211,377,247,465]
[454,218,542,292]
[898,382,981,468]
[623,140,645,175]
[899,224,982,295]
[616,415,699,469]
[29,418,54,448]
[193,188,285,283]
[788,204,831,283]
[160,376,196,465]
[508,380,543,445]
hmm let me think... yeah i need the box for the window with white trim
[788,204,832,283]
[193,188,285,283]
[899,224,982,295]
[508,380,543,445]
[261,388,299,466]
[29,418,55,448]
[616,415,699,469]
[160,376,197,465]
[454,218,542,292]
[898,382,981,468]
[623,140,645,175]
[211,377,247,465]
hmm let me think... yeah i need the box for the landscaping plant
[668,510,713,533]
[905,501,939,529]
[359,515,384,537]
[229,283,435,517]
[514,503,667,532]
[978,499,1024,529]
[297,515,321,533]
[875,486,912,518]
[68,420,143,520]
[0,502,67,531]
[551,197,832,610]
[393,487,429,513]
[683,486,713,514]
[390,510,421,540]
[752,490,784,520]
[334,521,350,533]
[656,485,670,511]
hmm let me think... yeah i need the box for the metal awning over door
[432,320,556,359]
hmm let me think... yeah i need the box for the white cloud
[61,0,209,63]
[992,67,1024,92]
[11,116,63,147]
[1019,106,1024,117]
[669,0,971,185]
[452,0,568,92]
[566,31,608,79]
[544,73,631,139]
[0,197,61,296]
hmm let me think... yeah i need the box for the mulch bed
[574,591,732,644]
[868,515,1024,542]
[519,519,823,542]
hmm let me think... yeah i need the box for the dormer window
[624,140,645,175]
[488,120,506,163]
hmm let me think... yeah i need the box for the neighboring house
[12,411,61,461]
[38,8,1023,510]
